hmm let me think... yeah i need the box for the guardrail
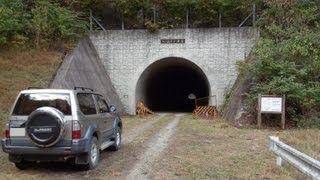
[269,136,320,179]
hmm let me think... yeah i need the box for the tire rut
[122,113,167,145]
[89,113,169,177]
[126,114,182,180]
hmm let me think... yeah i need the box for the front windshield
[12,93,71,115]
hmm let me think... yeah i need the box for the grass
[0,49,63,137]
[121,114,157,130]
[151,115,317,179]
[0,49,63,178]
[280,129,320,160]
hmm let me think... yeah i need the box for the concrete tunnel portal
[136,57,210,112]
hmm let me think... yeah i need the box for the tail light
[5,123,10,138]
[5,130,10,138]
[72,120,81,139]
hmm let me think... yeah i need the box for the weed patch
[152,115,313,179]
[0,50,63,135]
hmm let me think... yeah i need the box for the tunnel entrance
[136,57,210,112]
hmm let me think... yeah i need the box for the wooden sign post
[258,94,286,129]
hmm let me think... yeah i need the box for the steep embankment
[0,50,63,134]
[222,73,254,126]
[50,36,125,113]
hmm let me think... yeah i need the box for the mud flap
[75,153,89,164]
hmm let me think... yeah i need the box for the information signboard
[257,95,285,129]
[261,97,282,113]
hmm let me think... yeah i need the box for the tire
[15,161,33,170]
[26,107,65,147]
[109,126,121,151]
[82,137,99,170]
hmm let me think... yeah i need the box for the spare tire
[26,107,65,147]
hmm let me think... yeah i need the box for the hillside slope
[0,50,63,134]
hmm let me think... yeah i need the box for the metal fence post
[252,3,256,27]
[89,9,93,31]
[153,4,156,24]
[186,9,189,29]
[277,155,283,166]
[239,3,255,27]
[270,136,282,166]
[275,136,283,166]
[121,12,124,30]
[219,12,222,28]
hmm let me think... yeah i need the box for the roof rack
[74,86,94,92]
[27,87,43,89]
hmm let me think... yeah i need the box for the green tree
[243,0,320,127]
[31,0,87,48]
[0,0,29,45]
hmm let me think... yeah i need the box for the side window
[96,95,110,113]
[77,93,97,115]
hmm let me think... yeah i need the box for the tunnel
[136,57,210,112]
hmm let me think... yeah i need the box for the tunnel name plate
[160,39,185,44]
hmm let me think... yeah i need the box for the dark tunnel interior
[136,57,210,112]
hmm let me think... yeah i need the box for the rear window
[12,93,72,115]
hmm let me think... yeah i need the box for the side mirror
[110,105,117,112]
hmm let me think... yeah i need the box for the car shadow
[24,149,117,172]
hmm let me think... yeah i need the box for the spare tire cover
[26,107,65,147]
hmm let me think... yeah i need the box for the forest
[1,0,320,127]
[1,0,261,48]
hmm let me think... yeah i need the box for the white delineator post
[270,133,282,166]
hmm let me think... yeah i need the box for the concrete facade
[90,27,258,114]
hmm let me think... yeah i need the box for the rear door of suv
[9,90,73,147]
[77,93,101,139]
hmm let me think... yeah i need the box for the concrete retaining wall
[50,36,125,113]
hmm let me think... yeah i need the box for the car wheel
[109,126,121,151]
[82,137,99,170]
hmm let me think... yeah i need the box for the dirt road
[126,114,180,179]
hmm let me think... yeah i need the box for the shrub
[244,0,320,127]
